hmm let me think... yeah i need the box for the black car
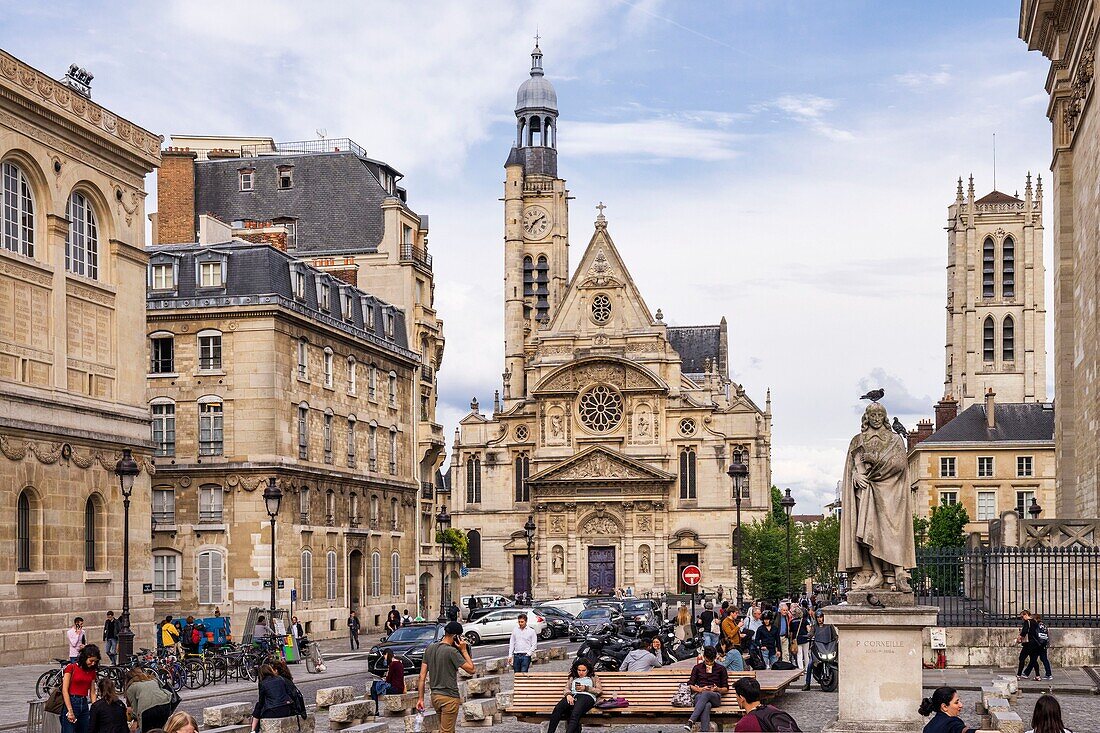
[571,608,616,640]
[367,623,445,675]
[533,605,575,639]
[621,599,659,633]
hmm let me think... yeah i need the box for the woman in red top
[62,644,101,733]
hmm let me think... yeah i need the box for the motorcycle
[577,626,637,671]
[654,623,700,662]
[808,627,839,692]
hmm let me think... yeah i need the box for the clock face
[523,206,551,239]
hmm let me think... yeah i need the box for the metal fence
[913,547,1100,627]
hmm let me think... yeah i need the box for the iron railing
[242,138,368,157]
[421,482,434,501]
[400,244,432,269]
[913,547,1100,627]
[421,365,434,384]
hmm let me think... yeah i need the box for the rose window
[514,424,529,441]
[578,384,624,432]
[591,294,612,324]
[679,418,697,437]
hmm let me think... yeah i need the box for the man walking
[417,621,475,733]
[699,602,718,648]
[508,613,538,673]
[347,611,361,650]
[160,615,180,655]
[446,600,460,622]
[66,617,86,663]
[102,612,119,664]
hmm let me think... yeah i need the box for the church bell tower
[503,41,569,404]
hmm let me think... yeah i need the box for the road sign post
[682,564,702,640]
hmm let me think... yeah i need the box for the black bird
[892,417,908,440]
[860,388,885,402]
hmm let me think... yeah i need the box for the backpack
[669,682,694,707]
[752,705,802,732]
[289,683,307,719]
[1035,622,1049,648]
[191,627,202,644]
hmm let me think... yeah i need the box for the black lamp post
[114,448,139,664]
[727,458,749,608]
[263,478,283,614]
[437,505,451,622]
[780,488,796,597]
[1028,497,1042,520]
[523,515,536,600]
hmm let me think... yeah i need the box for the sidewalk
[921,666,1098,695]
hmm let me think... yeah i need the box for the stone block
[495,691,512,710]
[336,724,388,733]
[548,646,566,660]
[459,698,498,727]
[259,715,315,733]
[316,686,357,708]
[458,675,500,699]
[532,649,551,664]
[204,726,250,733]
[459,661,487,677]
[404,674,419,691]
[203,702,253,728]
[484,657,510,674]
[379,692,419,716]
[984,698,1009,712]
[404,711,439,733]
[329,700,377,725]
[990,710,1025,733]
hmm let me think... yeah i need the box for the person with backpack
[250,663,305,732]
[123,669,174,733]
[1024,613,1053,680]
[1016,610,1039,679]
[733,676,801,731]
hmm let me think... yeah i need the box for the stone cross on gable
[595,201,607,227]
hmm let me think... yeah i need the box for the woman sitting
[1026,693,1072,733]
[251,664,302,732]
[687,646,729,732]
[124,669,174,733]
[547,658,602,733]
[919,687,971,733]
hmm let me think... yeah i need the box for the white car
[461,607,549,645]
[460,594,514,610]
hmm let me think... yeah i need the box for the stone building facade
[153,137,447,616]
[145,232,420,636]
[451,45,772,599]
[1020,2,1099,518]
[0,51,160,662]
[944,175,1046,409]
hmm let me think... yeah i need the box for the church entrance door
[588,547,616,593]
[513,555,531,596]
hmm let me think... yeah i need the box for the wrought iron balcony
[400,244,432,269]
[421,482,434,501]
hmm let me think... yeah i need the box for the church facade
[449,45,772,599]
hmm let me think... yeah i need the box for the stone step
[458,675,500,699]
[203,702,253,728]
[990,709,1025,733]
[459,697,498,727]
[328,700,377,729]
[378,692,419,716]
[404,711,439,733]
[203,725,250,733]
[316,686,357,709]
[337,724,388,733]
[255,716,315,733]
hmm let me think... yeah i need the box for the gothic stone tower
[945,175,1047,408]
[503,43,570,403]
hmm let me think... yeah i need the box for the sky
[1,1,1056,513]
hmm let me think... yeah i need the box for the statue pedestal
[822,604,939,733]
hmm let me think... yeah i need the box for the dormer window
[364,299,376,330]
[294,270,306,300]
[278,165,294,190]
[319,284,330,312]
[149,262,176,290]
[198,261,221,288]
[383,308,395,340]
[239,168,254,192]
[342,290,354,321]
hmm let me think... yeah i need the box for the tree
[770,486,788,525]
[802,515,840,587]
[913,516,930,549]
[740,514,805,601]
[436,527,470,563]
[928,503,969,548]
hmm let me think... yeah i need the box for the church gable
[529,445,674,483]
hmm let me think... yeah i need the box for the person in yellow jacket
[159,615,181,655]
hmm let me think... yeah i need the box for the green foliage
[801,515,840,585]
[740,514,806,601]
[913,516,930,549]
[928,503,969,548]
[770,486,788,525]
[436,528,471,563]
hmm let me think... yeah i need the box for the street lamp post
[780,487,796,598]
[437,505,451,622]
[1028,497,1042,520]
[114,449,139,664]
[523,515,536,601]
[727,459,749,608]
[263,478,283,614]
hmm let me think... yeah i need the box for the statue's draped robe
[838,429,917,575]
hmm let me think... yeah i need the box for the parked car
[466,607,498,623]
[571,607,616,640]
[461,594,514,611]
[462,607,549,645]
[539,597,589,617]
[621,598,659,633]
[533,605,576,639]
[367,622,445,675]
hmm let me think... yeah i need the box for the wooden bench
[510,670,753,729]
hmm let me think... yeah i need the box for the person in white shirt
[66,617,86,663]
[620,637,664,672]
[508,613,539,673]
[740,607,763,636]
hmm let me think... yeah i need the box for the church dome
[515,44,557,113]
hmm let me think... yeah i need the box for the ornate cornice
[0,434,155,474]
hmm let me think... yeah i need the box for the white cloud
[893,66,952,88]
[770,95,855,141]
[566,118,742,160]
[856,368,936,418]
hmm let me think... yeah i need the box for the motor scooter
[807,626,838,691]
[577,625,636,671]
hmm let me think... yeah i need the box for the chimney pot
[985,388,996,429]
[934,394,959,431]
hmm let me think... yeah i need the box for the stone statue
[550,413,564,437]
[839,402,917,592]
[639,545,651,574]
[552,546,564,574]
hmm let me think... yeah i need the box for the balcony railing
[198,511,223,523]
[400,244,432,269]
[242,138,368,157]
[421,482,434,501]
[152,511,176,525]
[421,365,434,384]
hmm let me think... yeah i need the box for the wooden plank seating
[510,670,753,728]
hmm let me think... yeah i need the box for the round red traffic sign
[681,564,702,587]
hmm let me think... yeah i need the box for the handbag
[596,697,629,710]
[670,683,694,708]
[161,681,181,712]
[43,687,65,715]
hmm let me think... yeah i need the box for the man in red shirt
[732,677,801,731]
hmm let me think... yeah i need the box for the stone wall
[923,626,1100,667]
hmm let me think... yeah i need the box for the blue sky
[1,1,1054,512]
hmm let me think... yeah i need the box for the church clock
[523,206,551,239]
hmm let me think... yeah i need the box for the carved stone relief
[550,515,565,534]
[637,514,652,533]
[581,515,619,535]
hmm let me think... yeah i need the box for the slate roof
[920,402,1055,444]
[975,190,1023,204]
[194,151,415,255]
[146,240,414,359]
[668,325,726,377]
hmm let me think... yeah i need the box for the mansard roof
[668,323,727,378]
[920,402,1055,445]
[975,190,1023,204]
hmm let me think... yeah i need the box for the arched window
[391,552,401,596]
[347,416,357,467]
[467,529,482,569]
[197,550,224,604]
[389,427,398,475]
[388,371,397,407]
[391,498,399,531]
[300,549,313,601]
[370,495,380,524]
[325,490,335,525]
[2,161,35,257]
[1002,236,1015,299]
[326,550,337,600]
[983,316,995,362]
[66,191,99,279]
[679,447,697,500]
[368,423,378,470]
[523,256,535,297]
[299,486,311,523]
[982,238,995,299]
[466,455,482,504]
[535,256,550,322]
[370,551,381,597]
[514,453,530,503]
[84,495,100,571]
[151,399,176,457]
[347,357,357,395]
[1003,315,1015,362]
[197,396,224,456]
[349,493,360,526]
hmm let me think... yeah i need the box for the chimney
[206,148,241,160]
[908,419,934,450]
[157,148,197,244]
[934,394,958,431]
[985,388,996,429]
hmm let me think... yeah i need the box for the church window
[466,455,482,504]
[578,384,624,433]
[467,529,482,569]
[1002,236,1015,299]
[982,238,995,299]
[1002,315,1015,362]
[66,191,99,280]
[523,256,535,297]
[679,447,697,500]
[982,317,995,362]
[514,453,531,503]
[514,424,529,442]
[591,293,612,325]
[535,256,550,322]
[2,161,35,257]
[679,418,697,437]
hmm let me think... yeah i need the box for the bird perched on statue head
[860,388,885,402]
[892,417,907,440]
